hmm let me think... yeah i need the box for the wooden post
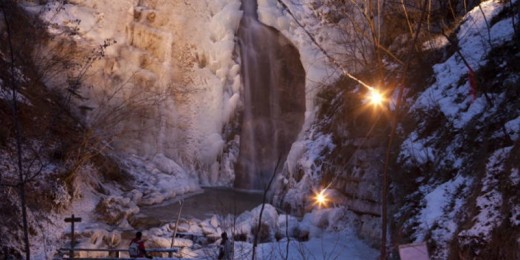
[64,214,82,259]
[169,200,184,258]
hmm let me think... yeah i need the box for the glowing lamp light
[367,87,385,107]
[313,189,329,208]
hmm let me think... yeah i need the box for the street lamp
[366,86,385,107]
[312,188,329,208]
[365,85,391,260]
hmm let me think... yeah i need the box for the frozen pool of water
[131,187,264,228]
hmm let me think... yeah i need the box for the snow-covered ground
[412,0,516,129]
[399,0,519,258]
[238,229,378,260]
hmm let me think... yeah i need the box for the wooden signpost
[64,214,82,259]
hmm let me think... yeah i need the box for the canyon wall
[40,0,243,184]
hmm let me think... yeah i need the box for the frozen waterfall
[234,0,306,190]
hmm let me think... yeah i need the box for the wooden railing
[56,247,181,259]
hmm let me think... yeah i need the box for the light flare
[313,189,329,208]
[366,86,385,107]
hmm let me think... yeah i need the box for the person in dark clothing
[129,231,152,259]
[218,232,233,260]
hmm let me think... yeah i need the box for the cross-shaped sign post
[64,214,82,259]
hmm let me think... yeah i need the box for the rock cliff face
[266,0,519,258]
[272,80,387,246]
[42,0,243,184]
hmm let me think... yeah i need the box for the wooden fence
[56,247,182,259]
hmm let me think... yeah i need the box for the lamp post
[365,86,390,260]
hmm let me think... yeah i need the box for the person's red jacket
[130,238,146,257]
